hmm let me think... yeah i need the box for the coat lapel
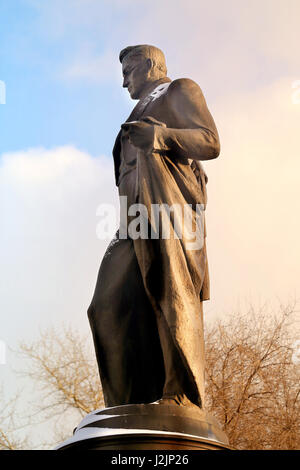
[112,99,152,186]
[113,78,171,186]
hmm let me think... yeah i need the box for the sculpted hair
[119,45,167,77]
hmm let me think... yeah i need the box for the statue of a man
[88,45,220,410]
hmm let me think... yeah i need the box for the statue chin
[129,90,139,100]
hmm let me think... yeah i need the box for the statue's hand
[121,120,154,151]
[121,116,166,151]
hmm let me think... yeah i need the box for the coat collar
[112,77,171,186]
[125,77,171,123]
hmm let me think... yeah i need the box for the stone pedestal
[55,403,231,450]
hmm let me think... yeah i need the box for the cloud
[0,145,121,446]
[204,76,300,314]
[25,0,300,90]
[60,45,119,83]
[1,74,299,338]
[0,146,118,346]
[27,0,141,38]
[2,0,300,322]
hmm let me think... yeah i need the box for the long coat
[111,77,220,406]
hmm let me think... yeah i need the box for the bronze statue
[88,45,220,410]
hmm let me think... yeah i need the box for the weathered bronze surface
[88,45,220,410]
[56,404,230,450]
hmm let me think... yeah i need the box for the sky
[0,0,300,448]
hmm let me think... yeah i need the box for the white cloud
[28,0,299,89]
[0,146,120,447]
[27,0,141,38]
[0,146,118,346]
[1,76,300,339]
[60,45,119,83]
[205,76,300,315]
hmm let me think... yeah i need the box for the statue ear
[146,58,158,79]
[146,58,153,70]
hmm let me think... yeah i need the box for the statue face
[122,55,151,100]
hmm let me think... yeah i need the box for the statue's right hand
[121,120,155,151]
[140,116,167,128]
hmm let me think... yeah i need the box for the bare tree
[19,303,299,449]
[19,327,104,446]
[205,302,300,449]
[0,389,28,450]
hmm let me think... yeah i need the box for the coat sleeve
[152,78,220,161]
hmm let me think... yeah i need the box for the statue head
[119,44,167,100]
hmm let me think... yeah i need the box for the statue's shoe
[151,395,201,408]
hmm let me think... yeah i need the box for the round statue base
[55,403,231,450]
